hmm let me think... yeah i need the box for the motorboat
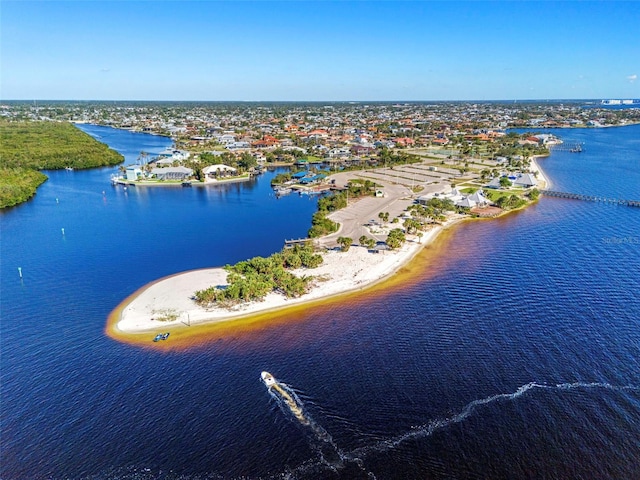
[261,371,277,387]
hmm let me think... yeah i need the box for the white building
[125,166,142,181]
[202,164,237,180]
[151,166,193,181]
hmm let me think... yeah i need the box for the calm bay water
[1,124,639,479]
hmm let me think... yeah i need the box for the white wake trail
[350,381,639,457]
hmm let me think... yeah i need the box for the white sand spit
[115,224,446,333]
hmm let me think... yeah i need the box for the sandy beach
[530,155,551,190]
[114,221,451,334]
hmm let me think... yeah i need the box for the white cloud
[627,74,637,83]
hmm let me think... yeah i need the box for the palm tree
[337,237,352,252]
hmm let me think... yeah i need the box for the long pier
[540,190,640,207]
[549,143,584,153]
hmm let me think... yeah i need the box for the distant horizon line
[3,98,639,104]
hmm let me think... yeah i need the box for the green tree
[386,228,406,249]
[238,152,257,171]
[0,121,124,207]
[337,236,353,252]
[499,176,512,188]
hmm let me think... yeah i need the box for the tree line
[0,121,123,208]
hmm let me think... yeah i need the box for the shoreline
[112,176,253,187]
[107,158,553,344]
[108,216,463,339]
[529,154,551,190]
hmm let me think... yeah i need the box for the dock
[284,238,313,249]
[549,143,584,153]
[540,190,640,207]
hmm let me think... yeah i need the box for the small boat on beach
[153,332,170,342]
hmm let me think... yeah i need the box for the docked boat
[274,186,292,196]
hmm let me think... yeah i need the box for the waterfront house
[150,166,193,181]
[203,164,237,180]
[125,166,143,181]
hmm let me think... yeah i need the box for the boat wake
[262,372,376,478]
[269,380,638,479]
[351,381,639,457]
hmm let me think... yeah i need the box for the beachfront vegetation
[193,244,323,307]
[309,212,340,238]
[152,308,180,322]
[338,237,353,252]
[495,194,528,210]
[308,192,346,237]
[528,188,540,201]
[0,121,124,208]
[408,198,452,224]
[403,218,423,234]
[385,228,406,250]
[359,235,377,249]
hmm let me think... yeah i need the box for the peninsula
[109,157,549,341]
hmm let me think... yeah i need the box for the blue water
[1,124,639,479]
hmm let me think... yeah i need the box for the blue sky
[2,1,638,101]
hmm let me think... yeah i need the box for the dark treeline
[0,121,123,208]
